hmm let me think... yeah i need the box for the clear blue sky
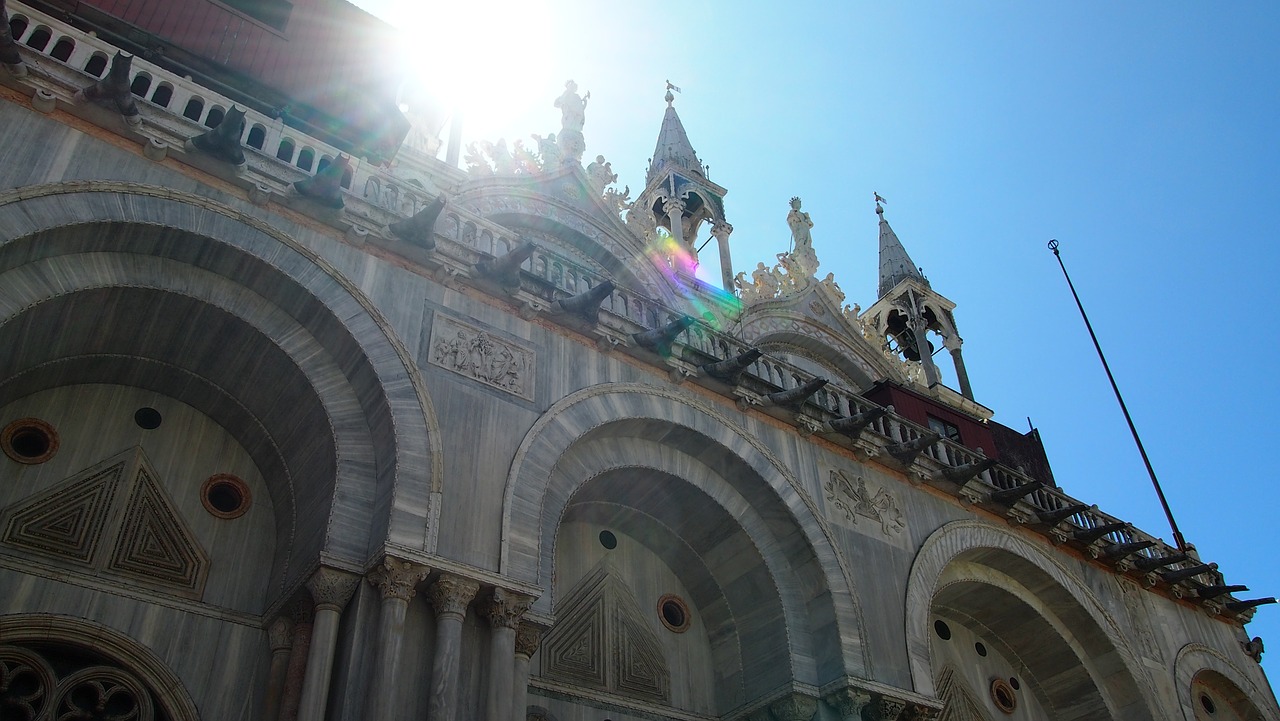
[358,0,1280,680]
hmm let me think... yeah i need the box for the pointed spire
[877,201,928,297]
[647,85,703,184]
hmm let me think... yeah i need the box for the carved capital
[267,617,293,652]
[367,557,430,601]
[711,221,734,240]
[427,573,480,620]
[306,567,360,611]
[482,587,534,630]
[872,697,907,721]
[514,622,544,658]
[769,693,818,721]
[662,197,686,218]
[824,688,872,720]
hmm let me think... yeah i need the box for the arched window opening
[204,105,225,128]
[182,97,204,122]
[24,25,51,52]
[83,52,108,77]
[316,154,333,173]
[276,138,295,162]
[150,82,173,108]
[8,15,29,42]
[296,147,315,172]
[49,36,74,62]
[246,124,266,150]
[129,73,151,98]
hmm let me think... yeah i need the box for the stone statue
[554,80,589,133]
[488,139,516,174]
[603,184,632,215]
[531,133,561,171]
[586,155,617,194]
[1244,636,1264,663]
[787,196,814,251]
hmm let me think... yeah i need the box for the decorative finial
[874,191,886,215]
[665,79,681,106]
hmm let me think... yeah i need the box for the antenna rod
[1048,239,1187,552]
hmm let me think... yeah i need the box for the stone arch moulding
[500,381,871,679]
[0,182,443,559]
[0,613,200,721]
[904,520,1162,717]
[739,310,901,389]
[1174,644,1280,721]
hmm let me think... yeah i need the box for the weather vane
[874,191,886,204]
[665,79,682,94]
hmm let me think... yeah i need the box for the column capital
[482,588,534,630]
[367,557,430,601]
[711,221,734,239]
[514,622,544,658]
[943,335,963,352]
[823,688,871,721]
[427,573,481,620]
[662,196,686,217]
[306,566,360,612]
[267,616,293,652]
[288,596,314,626]
[874,698,907,721]
[769,693,818,721]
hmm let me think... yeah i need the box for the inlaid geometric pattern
[1,455,127,564]
[0,446,208,598]
[936,665,994,721]
[109,463,208,592]
[542,563,670,702]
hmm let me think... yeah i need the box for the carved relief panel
[428,316,535,401]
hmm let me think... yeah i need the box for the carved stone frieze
[427,573,480,620]
[306,567,360,611]
[825,468,906,535]
[429,316,535,400]
[367,557,430,601]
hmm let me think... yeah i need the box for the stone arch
[501,383,870,689]
[1174,644,1279,721]
[0,182,442,582]
[0,612,200,721]
[905,520,1158,719]
[740,310,901,391]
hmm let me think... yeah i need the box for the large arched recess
[501,383,870,691]
[0,182,442,591]
[1174,644,1280,721]
[905,520,1159,720]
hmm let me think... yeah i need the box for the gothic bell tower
[631,85,734,288]
[863,199,975,400]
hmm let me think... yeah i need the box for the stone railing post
[481,588,533,721]
[426,573,481,721]
[296,567,359,721]
[512,622,543,721]
[364,557,430,720]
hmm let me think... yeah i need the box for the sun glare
[388,0,555,142]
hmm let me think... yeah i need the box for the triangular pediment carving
[1,453,128,564]
[542,562,670,702]
[0,447,208,598]
[936,665,994,721]
[109,461,208,592]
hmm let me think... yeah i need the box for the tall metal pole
[1048,239,1188,552]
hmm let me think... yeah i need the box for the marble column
[278,599,313,721]
[365,557,430,721]
[482,588,533,721]
[946,337,974,401]
[711,221,735,291]
[263,616,293,721]
[426,573,481,721]
[511,622,542,721]
[663,197,688,252]
[296,567,360,721]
